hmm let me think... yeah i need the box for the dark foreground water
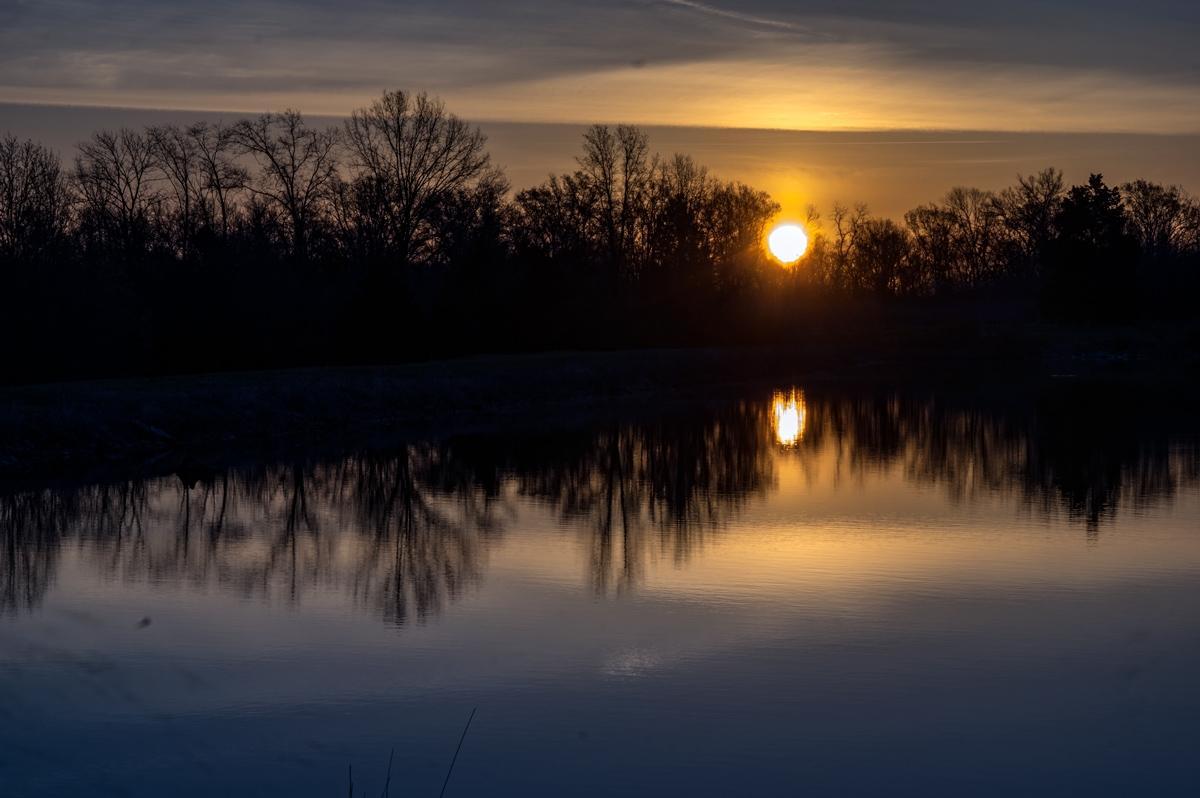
[3,381,1200,796]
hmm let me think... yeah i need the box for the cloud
[1,0,1198,131]
[657,0,815,33]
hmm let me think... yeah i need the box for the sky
[2,0,1200,132]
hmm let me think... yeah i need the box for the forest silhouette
[2,89,1200,383]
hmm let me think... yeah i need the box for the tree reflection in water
[510,401,777,593]
[2,382,1198,617]
[786,384,1200,532]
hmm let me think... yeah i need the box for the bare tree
[343,90,498,268]
[703,182,779,293]
[149,124,205,257]
[1120,180,1200,259]
[827,202,868,289]
[577,124,655,276]
[645,154,714,284]
[904,203,954,294]
[853,217,913,294]
[232,111,339,261]
[511,173,602,265]
[996,168,1064,270]
[0,135,71,262]
[191,122,247,239]
[73,128,161,254]
[943,187,1006,284]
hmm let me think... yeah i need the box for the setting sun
[768,224,809,263]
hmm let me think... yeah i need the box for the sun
[767,223,809,264]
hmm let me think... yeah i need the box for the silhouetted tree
[578,124,655,279]
[904,187,1007,293]
[232,111,339,262]
[904,202,955,294]
[147,122,249,257]
[1043,174,1138,321]
[511,172,601,268]
[1120,180,1199,259]
[190,122,247,240]
[996,168,1064,273]
[1119,180,1200,315]
[148,124,207,258]
[73,128,162,257]
[822,202,869,290]
[646,154,713,290]
[703,181,779,294]
[851,217,913,294]
[343,90,499,269]
[0,135,70,264]
[514,129,777,307]
[942,187,1007,284]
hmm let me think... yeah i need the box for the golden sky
[3,1,1200,133]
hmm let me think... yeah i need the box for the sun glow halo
[768,223,809,264]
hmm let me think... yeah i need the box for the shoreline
[2,334,1197,487]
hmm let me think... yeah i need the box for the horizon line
[3,99,1199,139]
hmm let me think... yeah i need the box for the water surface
[3,382,1199,796]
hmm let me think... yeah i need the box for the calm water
[3,382,1200,796]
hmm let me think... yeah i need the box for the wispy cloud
[657,0,811,33]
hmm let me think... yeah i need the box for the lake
[3,380,1199,796]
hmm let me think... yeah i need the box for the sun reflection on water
[772,390,807,446]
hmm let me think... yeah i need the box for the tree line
[2,88,1198,381]
[804,171,1200,319]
